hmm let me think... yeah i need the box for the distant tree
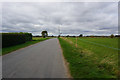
[41,31,48,38]
[66,35,69,37]
[110,34,114,38]
[52,35,54,37]
[90,35,94,38]
[115,35,120,37]
[72,36,75,38]
[58,35,60,38]
[79,34,83,37]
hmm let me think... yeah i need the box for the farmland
[59,37,119,78]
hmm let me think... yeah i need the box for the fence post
[76,36,77,48]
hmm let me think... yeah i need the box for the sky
[1,2,118,36]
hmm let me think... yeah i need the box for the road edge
[2,38,52,56]
[57,38,73,78]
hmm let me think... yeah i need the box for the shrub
[110,34,114,38]
[79,34,83,37]
[2,32,32,48]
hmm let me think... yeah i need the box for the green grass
[58,37,118,79]
[76,37,118,48]
[2,37,50,55]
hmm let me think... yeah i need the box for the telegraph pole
[58,25,61,37]
[59,26,60,36]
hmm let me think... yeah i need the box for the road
[3,38,67,78]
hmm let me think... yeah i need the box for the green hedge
[2,33,32,48]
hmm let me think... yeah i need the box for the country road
[3,38,67,78]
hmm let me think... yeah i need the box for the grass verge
[58,37,118,79]
[2,37,50,55]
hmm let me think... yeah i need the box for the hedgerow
[2,32,32,48]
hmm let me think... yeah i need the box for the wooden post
[76,36,77,48]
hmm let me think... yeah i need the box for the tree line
[36,31,120,38]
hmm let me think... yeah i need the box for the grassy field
[2,37,50,55]
[59,37,118,78]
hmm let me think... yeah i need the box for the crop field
[59,37,119,78]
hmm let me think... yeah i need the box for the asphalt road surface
[3,38,67,78]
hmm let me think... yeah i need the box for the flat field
[59,37,119,78]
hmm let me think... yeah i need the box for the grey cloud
[2,2,118,36]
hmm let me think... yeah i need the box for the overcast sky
[2,2,118,36]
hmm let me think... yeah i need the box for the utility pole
[59,26,60,36]
[58,25,61,37]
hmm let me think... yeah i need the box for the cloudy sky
[2,2,118,36]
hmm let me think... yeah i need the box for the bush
[110,34,114,38]
[79,34,83,37]
[2,32,32,48]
